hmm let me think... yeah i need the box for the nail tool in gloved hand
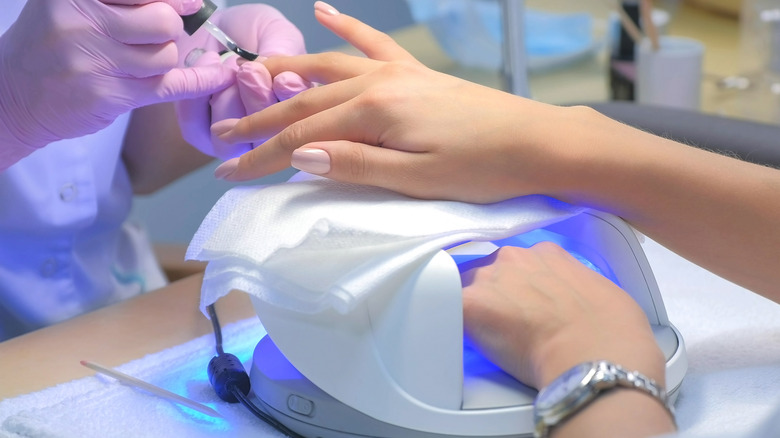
[181,0,259,61]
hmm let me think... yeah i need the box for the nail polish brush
[180,0,259,61]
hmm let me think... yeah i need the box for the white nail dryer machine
[248,209,687,437]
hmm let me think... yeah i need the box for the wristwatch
[533,360,674,438]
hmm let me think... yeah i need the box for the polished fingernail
[211,118,239,139]
[184,48,206,68]
[236,55,266,68]
[314,1,340,16]
[291,148,331,175]
[214,157,239,180]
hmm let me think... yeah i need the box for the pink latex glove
[0,0,235,170]
[175,3,310,160]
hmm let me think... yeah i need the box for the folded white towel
[186,176,582,315]
[0,318,275,438]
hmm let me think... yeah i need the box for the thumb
[151,64,235,104]
[174,51,224,156]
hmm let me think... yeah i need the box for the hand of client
[0,0,234,169]
[460,243,675,438]
[208,2,780,302]
[175,3,311,160]
[208,2,586,204]
[460,243,663,390]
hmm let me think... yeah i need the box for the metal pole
[500,0,530,97]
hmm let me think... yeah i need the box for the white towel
[644,241,780,437]
[186,176,582,315]
[0,318,273,438]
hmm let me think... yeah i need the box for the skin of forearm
[545,106,780,301]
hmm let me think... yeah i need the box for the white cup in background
[636,36,704,110]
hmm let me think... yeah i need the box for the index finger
[262,52,385,86]
[213,88,372,181]
[313,3,418,63]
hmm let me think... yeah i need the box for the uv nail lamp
[248,209,687,438]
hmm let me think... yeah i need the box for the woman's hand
[459,242,665,390]
[209,2,582,203]
[460,242,676,437]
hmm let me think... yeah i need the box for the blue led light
[160,368,231,431]
[178,405,230,427]
[155,327,261,432]
[254,336,308,381]
[570,251,602,274]
[463,339,503,375]
[463,228,619,284]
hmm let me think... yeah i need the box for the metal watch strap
[603,361,674,417]
[535,360,675,438]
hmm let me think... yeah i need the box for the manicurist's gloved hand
[0,0,235,170]
[175,3,309,160]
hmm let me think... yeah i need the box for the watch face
[536,362,593,410]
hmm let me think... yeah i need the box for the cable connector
[208,353,251,403]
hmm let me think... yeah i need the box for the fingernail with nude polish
[314,1,340,16]
[184,48,206,67]
[237,56,266,67]
[214,157,239,180]
[291,148,330,175]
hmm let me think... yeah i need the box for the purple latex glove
[0,0,235,170]
[175,3,310,160]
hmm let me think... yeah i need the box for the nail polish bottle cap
[181,0,217,36]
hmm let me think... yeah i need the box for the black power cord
[206,304,305,438]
